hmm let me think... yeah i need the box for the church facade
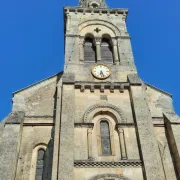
[0,0,180,180]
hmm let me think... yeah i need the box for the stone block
[127,74,142,85]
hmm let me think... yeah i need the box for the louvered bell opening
[101,38,113,64]
[84,37,96,63]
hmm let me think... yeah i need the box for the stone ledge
[25,115,54,119]
[75,123,94,128]
[74,160,142,168]
[127,74,142,86]
[5,111,25,124]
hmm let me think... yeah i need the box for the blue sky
[0,0,180,120]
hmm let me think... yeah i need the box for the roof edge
[144,82,172,97]
[13,71,63,96]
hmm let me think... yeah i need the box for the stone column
[51,81,62,180]
[0,111,25,180]
[95,38,101,62]
[128,74,165,180]
[116,126,127,160]
[87,124,94,160]
[112,38,119,65]
[79,37,84,62]
[58,84,75,180]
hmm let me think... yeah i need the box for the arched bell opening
[101,35,114,64]
[84,34,97,63]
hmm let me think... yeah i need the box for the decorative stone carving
[119,84,124,93]
[94,27,101,33]
[90,85,95,92]
[100,95,107,101]
[110,83,114,92]
[74,160,142,168]
[89,174,131,180]
[83,103,126,123]
[94,37,102,45]
[80,85,85,92]
[100,85,104,92]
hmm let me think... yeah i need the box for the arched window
[35,149,45,180]
[89,2,99,8]
[84,37,96,62]
[100,120,112,155]
[101,38,113,63]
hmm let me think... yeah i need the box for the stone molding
[116,123,135,127]
[74,160,142,168]
[75,123,94,128]
[25,115,54,119]
[89,174,131,180]
[75,82,129,91]
[64,7,128,17]
[83,103,126,123]
[78,19,121,37]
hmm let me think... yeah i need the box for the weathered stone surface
[79,0,107,8]
[154,126,177,180]
[0,119,5,146]
[127,74,142,85]
[130,85,165,180]
[5,111,25,124]
[51,81,62,180]
[0,112,25,180]
[58,85,75,180]
[0,0,179,179]
[164,113,180,179]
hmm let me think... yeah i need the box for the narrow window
[100,120,112,155]
[35,149,45,180]
[101,38,113,63]
[84,37,96,62]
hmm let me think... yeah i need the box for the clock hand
[100,70,104,77]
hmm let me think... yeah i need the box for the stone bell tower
[0,0,180,180]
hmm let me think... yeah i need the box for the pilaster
[51,81,62,180]
[58,84,75,180]
[128,74,165,180]
[164,112,180,179]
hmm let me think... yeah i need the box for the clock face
[92,64,111,79]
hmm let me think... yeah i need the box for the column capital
[112,38,118,46]
[116,127,124,134]
[79,36,84,45]
[94,37,102,45]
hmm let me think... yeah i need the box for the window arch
[101,37,113,64]
[84,36,96,62]
[89,2,99,8]
[100,120,112,155]
[35,149,45,180]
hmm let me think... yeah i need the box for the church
[0,0,180,179]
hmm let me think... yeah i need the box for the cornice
[64,7,128,18]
